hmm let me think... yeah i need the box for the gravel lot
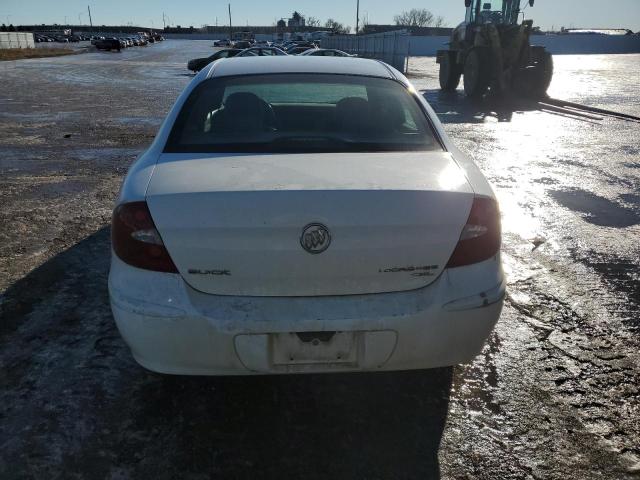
[0,41,639,479]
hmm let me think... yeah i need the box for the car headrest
[335,97,373,133]
[212,92,275,133]
[379,99,406,130]
[224,92,264,114]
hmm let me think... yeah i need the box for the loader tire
[439,52,462,92]
[532,51,553,97]
[463,48,490,98]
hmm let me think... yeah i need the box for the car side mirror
[465,0,472,7]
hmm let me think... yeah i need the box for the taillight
[446,196,501,268]
[111,201,178,273]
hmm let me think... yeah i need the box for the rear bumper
[109,255,504,375]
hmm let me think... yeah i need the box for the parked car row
[35,33,91,43]
[212,39,268,48]
[188,48,243,71]
[93,33,164,52]
[189,45,352,72]
[279,40,319,54]
[213,39,317,51]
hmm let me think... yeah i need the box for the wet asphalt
[0,41,638,479]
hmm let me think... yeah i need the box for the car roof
[206,56,395,79]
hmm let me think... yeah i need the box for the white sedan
[109,56,504,375]
[300,48,353,57]
[234,47,288,57]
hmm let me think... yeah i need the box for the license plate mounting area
[233,330,397,372]
[272,331,357,366]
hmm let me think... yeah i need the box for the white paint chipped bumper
[109,254,504,375]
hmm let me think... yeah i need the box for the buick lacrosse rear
[109,57,504,375]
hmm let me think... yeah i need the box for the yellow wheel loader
[437,0,553,98]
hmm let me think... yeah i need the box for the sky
[1,0,639,31]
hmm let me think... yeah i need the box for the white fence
[531,35,640,54]
[407,34,640,56]
[0,32,35,49]
[322,30,410,73]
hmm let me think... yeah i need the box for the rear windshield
[165,74,442,153]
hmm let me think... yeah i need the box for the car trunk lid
[146,151,474,296]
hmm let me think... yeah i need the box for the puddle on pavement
[0,147,142,176]
[620,145,639,156]
[570,249,640,330]
[452,335,503,418]
[36,178,96,198]
[0,148,54,172]
[550,189,639,228]
[115,117,163,127]
[619,193,640,208]
[72,147,142,161]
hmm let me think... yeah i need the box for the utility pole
[162,12,166,30]
[356,0,360,34]
[87,5,93,29]
[228,3,232,40]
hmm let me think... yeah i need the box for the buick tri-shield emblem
[300,223,331,254]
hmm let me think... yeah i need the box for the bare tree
[325,18,350,34]
[434,16,447,28]
[306,16,321,28]
[393,8,436,27]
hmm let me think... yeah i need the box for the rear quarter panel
[116,67,213,204]
[392,68,496,199]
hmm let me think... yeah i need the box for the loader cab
[465,0,532,26]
